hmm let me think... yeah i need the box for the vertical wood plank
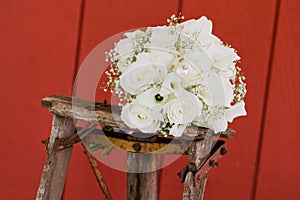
[255,1,300,199]
[180,0,277,199]
[0,0,82,199]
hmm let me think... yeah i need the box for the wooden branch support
[36,115,75,200]
[36,95,233,200]
[82,144,112,200]
[182,139,227,200]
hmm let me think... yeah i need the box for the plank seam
[71,0,86,95]
[251,0,282,199]
[178,0,183,15]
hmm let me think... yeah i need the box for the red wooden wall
[0,0,299,199]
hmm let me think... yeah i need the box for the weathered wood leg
[182,133,213,200]
[36,115,75,200]
[127,153,158,200]
[82,144,112,200]
[183,172,208,200]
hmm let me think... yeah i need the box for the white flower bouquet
[103,15,247,137]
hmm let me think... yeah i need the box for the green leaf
[101,146,113,157]
[89,143,104,152]
[103,125,114,132]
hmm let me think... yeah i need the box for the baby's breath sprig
[167,13,184,26]
[233,66,247,103]
[202,105,228,125]
[186,83,206,100]
[100,62,124,99]
[160,117,172,136]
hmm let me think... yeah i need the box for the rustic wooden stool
[36,95,234,200]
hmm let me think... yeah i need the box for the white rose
[146,26,178,50]
[145,50,175,71]
[164,91,203,125]
[121,101,160,133]
[182,16,212,35]
[180,16,221,49]
[175,49,212,84]
[120,53,167,94]
[115,29,149,71]
[183,49,212,73]
[207,43,240,71]
[115,38,134,60]
[115,38,135,71]
[200,75,234,107]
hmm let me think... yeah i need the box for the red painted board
[181,0,277,199]
[255,1,300,199]
[65,1,180,199]
[0,0,81,199]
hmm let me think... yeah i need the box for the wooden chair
[36,95,234,200]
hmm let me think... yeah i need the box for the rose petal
[227,101,247,122]
[170,124,186,137]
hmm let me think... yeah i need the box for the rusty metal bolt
[197,174,202,181]
[220,147,227,155]
[132,143,141,152]
[209,160,220,167]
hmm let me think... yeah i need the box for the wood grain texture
[36,115,75,200]
[183,135,212,200]
[180,0,277,199]
[127,153,158,200]
[255,1,300,199]
[0,1,82,199]
[183,172,207,200]
[41,95,234,139]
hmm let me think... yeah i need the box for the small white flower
[121,101,160,133]
[160,72,186,96]
[136,87,166,121]
[136,87,167,108]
